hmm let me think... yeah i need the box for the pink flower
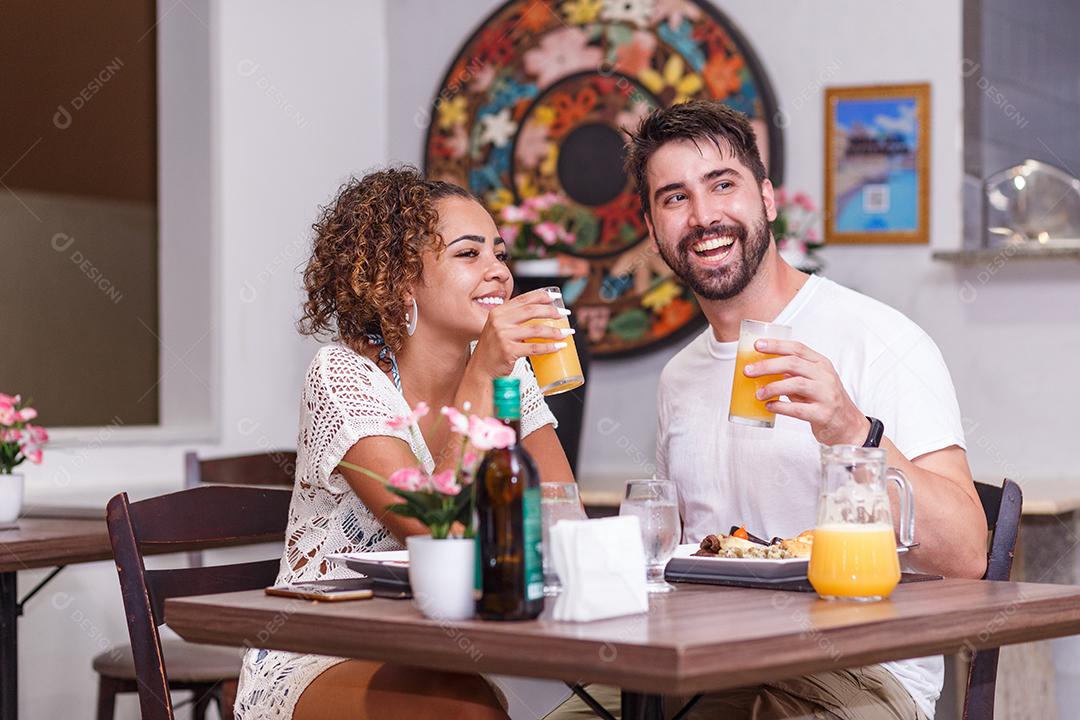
[0,404,14,426]
[386,402,429,431]
[17,407,37,422]
[806,228,820,242]
[24,425,48,444]
[524,193,560,211]
[793,192,815,211]
[441,406,470,435]
[444,125,468,159]
[431,470,461,496]
[499,224,520,244]
[651,0,702,28]
[534,221,561,246]
[1,429,21,443]
[500,205,538,223]
[462,451,479,467]
[387,467,425,492]
[468,416,516,451]
[470,62,497,93]
[23,447,42,465]
[523,27,604,87]
[514,121,551,170]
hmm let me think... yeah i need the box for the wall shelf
[932,245,1080,264]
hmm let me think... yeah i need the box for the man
[550,101,986,720]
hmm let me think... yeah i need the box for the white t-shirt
[656,274,965,719]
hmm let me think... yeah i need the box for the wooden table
[0,517,119,720]
[0,508,257,720]
[167,578,1080,718]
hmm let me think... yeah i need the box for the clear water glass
[619,479,680,593]
[540,481,587,596]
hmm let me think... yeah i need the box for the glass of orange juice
[808,446,915,602]
[728,319,792,428]
[526,287,584,396]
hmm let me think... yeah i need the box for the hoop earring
[405,298,418,337]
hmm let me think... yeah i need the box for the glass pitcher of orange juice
[808,445,915,602]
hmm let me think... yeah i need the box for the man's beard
[655,207,771,301]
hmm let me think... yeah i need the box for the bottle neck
[496,416,521,444]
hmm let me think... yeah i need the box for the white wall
[388,0,1076,491]
[17,1,388,717]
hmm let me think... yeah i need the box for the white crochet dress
[234,343,557,719]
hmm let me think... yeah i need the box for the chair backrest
[183,450,296,567]
[107,486,292,720]
[963,478,1023,720]
[184,449,297,488]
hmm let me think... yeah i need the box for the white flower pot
[0,473,24,524]
[406,535,476,621]
[512,258,562,277]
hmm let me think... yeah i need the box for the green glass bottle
[475,377,544,620]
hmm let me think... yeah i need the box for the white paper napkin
[550,515,649,622]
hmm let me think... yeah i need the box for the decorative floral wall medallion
[425,0,783,357]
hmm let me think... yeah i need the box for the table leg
[621,690,663,720]
[0,571,16,720]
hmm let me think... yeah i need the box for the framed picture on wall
[824,83,930,244]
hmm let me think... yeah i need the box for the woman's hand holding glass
[469,288,572,379]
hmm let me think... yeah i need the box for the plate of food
[667,528,815,582]
[666,527,917,586]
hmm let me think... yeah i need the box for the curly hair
[298,166,474,365]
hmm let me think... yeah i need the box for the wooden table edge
[165,584,1080,695]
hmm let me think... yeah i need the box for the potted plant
[771,188,825,274]
[498,193,585,277]
[0,394,49,524]
[339,402,513,620]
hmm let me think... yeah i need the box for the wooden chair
[105,485,292,720]
[962,478,1023,720]
[93,451,296,719]
[183,450,296,568]
[183,450,297,489]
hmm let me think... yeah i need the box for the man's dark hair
[624,100,767,217]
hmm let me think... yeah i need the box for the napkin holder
[550,515,649,622]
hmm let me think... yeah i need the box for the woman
[234,167,576,719]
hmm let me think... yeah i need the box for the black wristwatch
[862,416,884,448]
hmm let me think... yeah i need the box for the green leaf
[608,308,651,341]
[618,223,639,245]
[385,503,426,521]
[452,485,474,528]
[606,25,632,47]
[567,208,598,248]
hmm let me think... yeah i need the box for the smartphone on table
[265,578,378,602]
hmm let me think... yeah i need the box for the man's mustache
[680,223,747,252]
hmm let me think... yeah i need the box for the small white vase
[512,258,562,277]
[406,535,476,621]
[0,473,24,524]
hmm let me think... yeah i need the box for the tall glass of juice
[526,287,584,396]
[728,319,792,428]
